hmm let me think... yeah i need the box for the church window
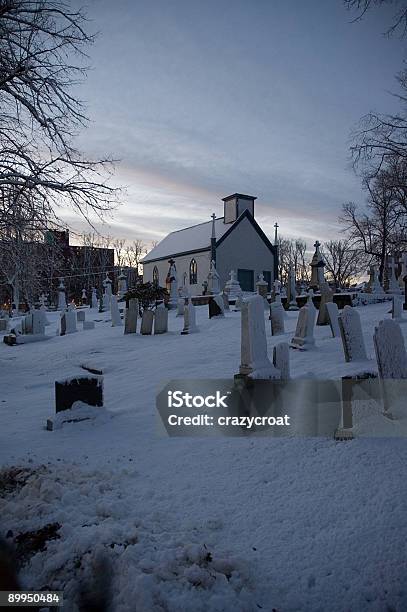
[153,266,159,286]
[189,259,198,285]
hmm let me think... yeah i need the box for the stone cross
[238,295,280,379]
[338,306,367,362]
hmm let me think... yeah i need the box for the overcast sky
[69,0,405,250]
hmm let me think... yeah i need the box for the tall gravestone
[326,302,341,338]
[392,295,403,322]
[181,298,198,334]
[207,259,221,295]
[111,295,122,326]
[238,295,280,379]
[374,319,407,418]
[270,301,285,336]
[338,306,367,362]
[317,284,334,326]
[287,265,298,310]
[273,342,290,381]
[141,309,154,335]
[124,298,138,334]
[103,272,113,309]
[57,278,66,311]
[91,288,98,309]
[291,304,316,349]
[154,303,168,334]
[387,256,402,295]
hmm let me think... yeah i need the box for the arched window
[153,266,159,286]
[189,259,198,285]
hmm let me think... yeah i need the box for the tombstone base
[334,427,354,441]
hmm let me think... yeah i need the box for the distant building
[142,193,278,294]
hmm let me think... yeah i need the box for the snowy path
[1,302,407,611]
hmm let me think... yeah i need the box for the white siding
[143,251,211,296]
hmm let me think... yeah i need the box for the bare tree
[321,239,368,289]
[277,237,310,284]
[0,0,118,229]
[124,240,147,273]
[344,0,407,37]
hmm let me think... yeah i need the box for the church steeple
[222,193,256,224]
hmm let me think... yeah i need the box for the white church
[142,193,278,295]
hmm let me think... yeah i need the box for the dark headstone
[55,375,103,414]
[208,296,223,319]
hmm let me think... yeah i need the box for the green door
[238,269,254,292]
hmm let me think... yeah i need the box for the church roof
[142,216,229,263]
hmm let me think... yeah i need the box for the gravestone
[287,265,299,310]
[141,309,154,335]
[317,284,334,326]
[0,319,7,332]
[273,342,290,381]
[222,291,230,311]
[57,278,66,311]
[326,302,341,338]
[374,319,407,418]
[59,309,77,335]
[47,375,104,430]
[207,259,221,294]
[83,321,95,330]
[224,270,243,301]
[234,295,244,311]
[181,299,199,334]
[238,295,280,379]
[91,288,98,309]
[154,303,168,334]
[32,310,45,335]
[22,313,33,334]
[81,288,87,305]
[111,295,122,326]
[392,295,403,322]
[291,304,316,349]
[338,305,367,362]
[374,319,407,379]
[370,267,384,295]
[103,272,113,309]
[256,273,268,298]
[209,295,224,318]
[77,310,86,323]
[270,302,285,336]
[124,298,138,334]
[177,297,185,317]
[387,256,402,295]
[117,270,128,299]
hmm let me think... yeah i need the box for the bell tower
[222,193,256,224]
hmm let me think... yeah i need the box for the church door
[238,269,254,292]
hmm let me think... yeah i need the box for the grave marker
[338,306,367,362]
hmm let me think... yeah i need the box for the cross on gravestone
[291,304,316,349]
[273,342,290,380]
[326,302,341,338]
[238,295,280,379]
[208,295,225,319]
[270,302,285,336]
[140,309,154,335]
[154,303,168,334]
[181,298,199,334]
[110,295,123,327]
[224,270,243,301]
[124,298,138,334]
[374,319,407,418]
[338,306,367,362]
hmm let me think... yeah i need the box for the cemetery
[2,2,407,611]
[1,248,407,611]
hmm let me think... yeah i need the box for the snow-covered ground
[1,302,407,611]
